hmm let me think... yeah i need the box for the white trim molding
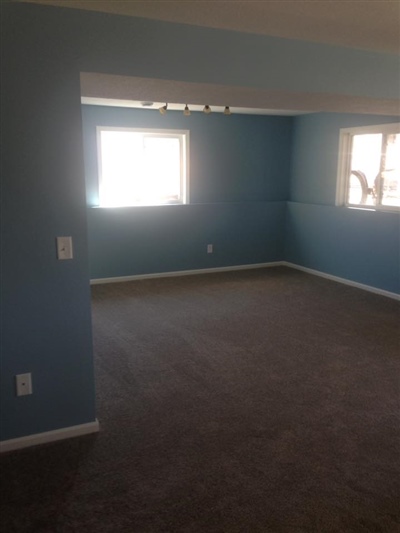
[90,262,285,285]
[283,262,400,301]
[90,261,399,300]
[96,126,190,207]
[2,263,397,454]
[0,419,100,453]
[335,122,400,210]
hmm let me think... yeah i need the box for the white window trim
[96,126,190,207]
[336,122,400,212]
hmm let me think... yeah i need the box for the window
[97,127,189,207]
[336,123,400,211]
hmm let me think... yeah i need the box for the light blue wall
[1,2,398,442]
[87,203,286,278]
[1,13,96,440]
[286,113,400,293]
[83,106,292,205]
[74,13,399,101]
[84,108,400,292]
[82,105,291,278]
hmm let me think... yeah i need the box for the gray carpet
[1,267,399,532]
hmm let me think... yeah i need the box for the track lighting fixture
[156,103,231,116]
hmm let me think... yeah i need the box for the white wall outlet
[16,373,33,396]
[57,236,73,260]
[207,244,213,254]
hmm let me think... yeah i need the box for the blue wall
[82,105,292,278]
[84,108,400,294]
[1,2,399,443]
[286,113,400,293]
[1,9,96,440]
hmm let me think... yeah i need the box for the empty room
[1,1,399,532]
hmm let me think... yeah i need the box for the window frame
[336,122,400,212]
[96,126,190,208]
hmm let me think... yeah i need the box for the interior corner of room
[1,0,399,480]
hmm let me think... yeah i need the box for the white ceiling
[17,0,400,54]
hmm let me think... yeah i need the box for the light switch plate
[16,373,33,396]
[57,236,73,260]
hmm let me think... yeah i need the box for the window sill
[344,205,400,213]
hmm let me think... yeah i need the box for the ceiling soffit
[80,73,400,117]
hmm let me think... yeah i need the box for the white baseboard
[90,261,399,300]
[3,263,396,453]
[90,262,285,285]
[0,419,100,453]
[283,262,400,301]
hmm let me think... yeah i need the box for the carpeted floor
[1,267,399,532]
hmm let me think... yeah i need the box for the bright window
[336,123,400,211]
[97,127,189,207]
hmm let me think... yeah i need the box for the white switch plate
[57,236,73,260]
[207,244,213,254]
[16,373,33,396]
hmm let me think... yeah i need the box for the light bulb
[184,105,191,116]
[203,105,211,114]
[159,103,168,115]
[224,106,231,115]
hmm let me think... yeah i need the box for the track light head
[203,105,211,114]
[159,103,168,115]
[184,105,191,116]
[224,106,231,115]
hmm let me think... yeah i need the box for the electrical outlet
[57,236,73,260]
[207,244,213,254]
[16,373,33,396]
